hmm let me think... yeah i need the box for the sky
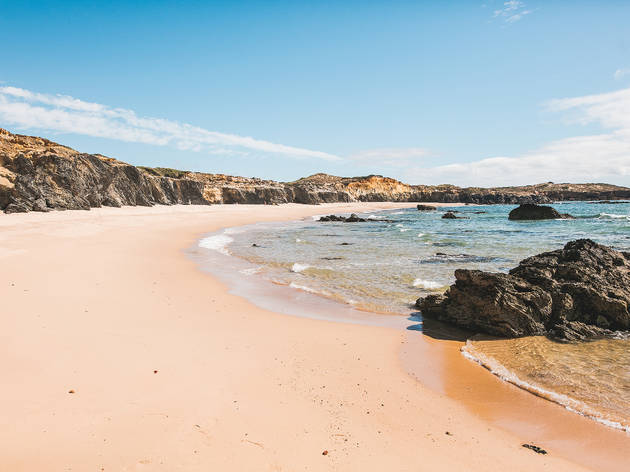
[1,0,629,187]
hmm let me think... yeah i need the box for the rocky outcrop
[416,239,630,341]
[2,129,630,213]
[508,203,573,220]
[318,214,367,222]
[417,204,437,211]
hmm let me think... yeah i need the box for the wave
[239,266,262,276]
[599,213,629,220]
[288,282,330,296]
[412,278,444,290]
[291,263,310,273]
[198,232,234,256]
[461,342,630,433]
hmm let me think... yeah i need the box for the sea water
[199,201,630,430]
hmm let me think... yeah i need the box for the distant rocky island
[1,128,629,214]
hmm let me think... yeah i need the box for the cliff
[1,128,629,213]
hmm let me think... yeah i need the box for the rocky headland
[2,128,630,213]
[416,239,630,341]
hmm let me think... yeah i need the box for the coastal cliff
[2,128,629,213]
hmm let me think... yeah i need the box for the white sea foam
[223,226,247,235]
[461,342,630,433]
[239,266,262,276]
[417,233,425,237]
[291,263,310,273]
[400,228,411,232]
[599,213,629,220]
[198,232,234,256]
[412,278,443,290]
[289,282,330,296]
[295,238,303,242]
[395,224,404,228]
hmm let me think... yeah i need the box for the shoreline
[0,203,625,471]
[193,204,630,471]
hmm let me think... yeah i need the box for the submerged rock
[508,203,573,220]
[441,211,468,219]
[416,239,630,341]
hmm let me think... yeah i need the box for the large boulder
[416,239,630,341]
[508,203,573,220]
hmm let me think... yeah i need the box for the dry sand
[0,203,624,471]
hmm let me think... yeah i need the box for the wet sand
[0,203,621,471]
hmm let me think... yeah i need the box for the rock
[416,239,630,341]
[318,214,367,222]
[417,204,437,211]
[508,203,573,220]
[522,444,547,455]
[441,211,468,219]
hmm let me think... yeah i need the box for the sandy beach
[0,203,626,471]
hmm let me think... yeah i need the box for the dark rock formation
[508,204,573,220]
[417,204,437,211]
[318,213,367,222]
[416,239,630,341]
[2,128,630,213]
[441,211,468,219]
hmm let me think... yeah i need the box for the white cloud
[350,147,431,167]
[403,87,630,186]
[0,86,340,161]
[493,1,532,23]
[614,68,630,80]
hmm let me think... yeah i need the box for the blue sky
[1,0,629,186]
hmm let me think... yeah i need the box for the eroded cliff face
[1,128,629,213]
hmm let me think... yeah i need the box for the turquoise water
[221,202,630,314]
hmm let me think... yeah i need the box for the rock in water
[416,239,630,341]
[441,211,458,219]
[417,204,437,211]
[508,203,573,220]
[318,214,367,223]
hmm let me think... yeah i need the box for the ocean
[198,201,630,432]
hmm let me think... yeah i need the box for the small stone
[522,444,547,454]
[68,389,75,394]
[322,450,328,456]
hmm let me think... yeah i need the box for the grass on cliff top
[138,166,189,179]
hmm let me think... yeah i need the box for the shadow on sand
[406,312,472,342]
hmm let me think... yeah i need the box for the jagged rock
[416,239,630,341]
[508,203,573,220]
[417,204,437,211]
[2,129,630,213]
[318,213,367,222]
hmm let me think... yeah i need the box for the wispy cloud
[402,87,630,186]
[614,68,630,80]
[493,1,532,23]
[350,147,431,167]
[0,86,340,161]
